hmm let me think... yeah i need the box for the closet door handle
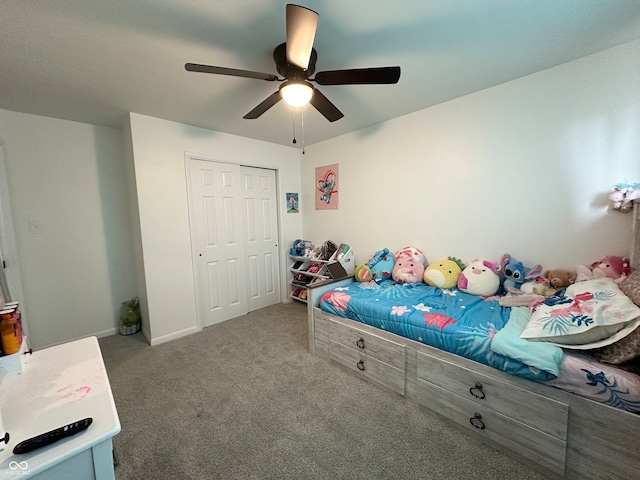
[470,412,485,430]
[356,360,365,371]
[469,382,485,399]
[355,338,365,349]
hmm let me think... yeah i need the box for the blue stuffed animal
[355,248,395,282]
[500,253,542,291]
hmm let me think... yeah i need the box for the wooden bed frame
[306,278,640,480]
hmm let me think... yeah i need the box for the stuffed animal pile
[354,246,632,301]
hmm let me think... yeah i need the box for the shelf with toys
[288,240,355,303]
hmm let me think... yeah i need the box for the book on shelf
[334,243,351,260]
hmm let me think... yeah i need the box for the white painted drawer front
[328,340,405,396]
[416,351,568,440]
[328,320,406,370]
[417,378,567,476]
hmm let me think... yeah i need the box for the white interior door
[189,160,248,327]
[241,167,281,311]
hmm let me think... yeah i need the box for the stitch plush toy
[457,259,501,296]
[392,246,426,284]
[500,253,542,291]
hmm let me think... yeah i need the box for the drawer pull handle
[469,412,485,430]
[356,338,365,349]
[469,382,485,399]
[356,360,365,371]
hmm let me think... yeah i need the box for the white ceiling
[2,1,640,147]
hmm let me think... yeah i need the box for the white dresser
[0,336,120,479]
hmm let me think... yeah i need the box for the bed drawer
[328,340,405,396]
[416,351,568,440]
[417,378,567,475]
[328,320,406,370]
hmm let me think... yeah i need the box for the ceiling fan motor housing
[274,43,317,80]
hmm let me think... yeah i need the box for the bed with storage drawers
[306,278,640,480]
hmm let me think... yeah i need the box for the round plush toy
[423,257,465,289]
[592,255,630,283]
[392,246,426,284]
[457,259,501,296]
[575,255,631,284]
[354,264,373,282]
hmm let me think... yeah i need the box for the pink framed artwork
[315,163,339,210]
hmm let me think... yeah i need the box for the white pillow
[520,278,640,349]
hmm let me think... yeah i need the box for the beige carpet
[99,302,548,480]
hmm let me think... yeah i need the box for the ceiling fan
[185,3,400,122]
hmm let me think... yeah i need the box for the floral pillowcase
[520,277,640,350]
[591,271,640,364]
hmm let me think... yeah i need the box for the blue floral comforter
[320,279,640,413]
[319,279,555,382]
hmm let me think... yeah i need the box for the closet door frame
[185,154,284,330]
[0,140,27,335]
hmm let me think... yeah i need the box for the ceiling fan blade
[309,89,344,122]
[286,4,319,70]
[314,66,401,85]
[185,63,278,81]
[243,91,282,119]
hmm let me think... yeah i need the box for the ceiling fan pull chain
[292,109,297,144]
[301,107,306,155]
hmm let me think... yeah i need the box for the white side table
[0,336,120,479]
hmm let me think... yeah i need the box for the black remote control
[13,418,93,455]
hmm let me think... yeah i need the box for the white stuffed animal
[457,259,501,296]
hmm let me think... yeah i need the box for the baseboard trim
[149,325,200,346]
[35,327,118,350]
[95,327,118,339]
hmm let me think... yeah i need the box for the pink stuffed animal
[575,255,630,284]
[457,259,501,296]
[392,246,427,284]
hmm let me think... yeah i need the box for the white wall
[0,110,137,349]
[127,113,301,345]
[301,39,640,271]
[3,38,638,349]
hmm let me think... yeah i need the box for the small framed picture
[286,192,299,213]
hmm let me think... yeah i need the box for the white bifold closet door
[188,159,281,328]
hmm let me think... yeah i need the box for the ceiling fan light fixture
[280,81,314,107]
